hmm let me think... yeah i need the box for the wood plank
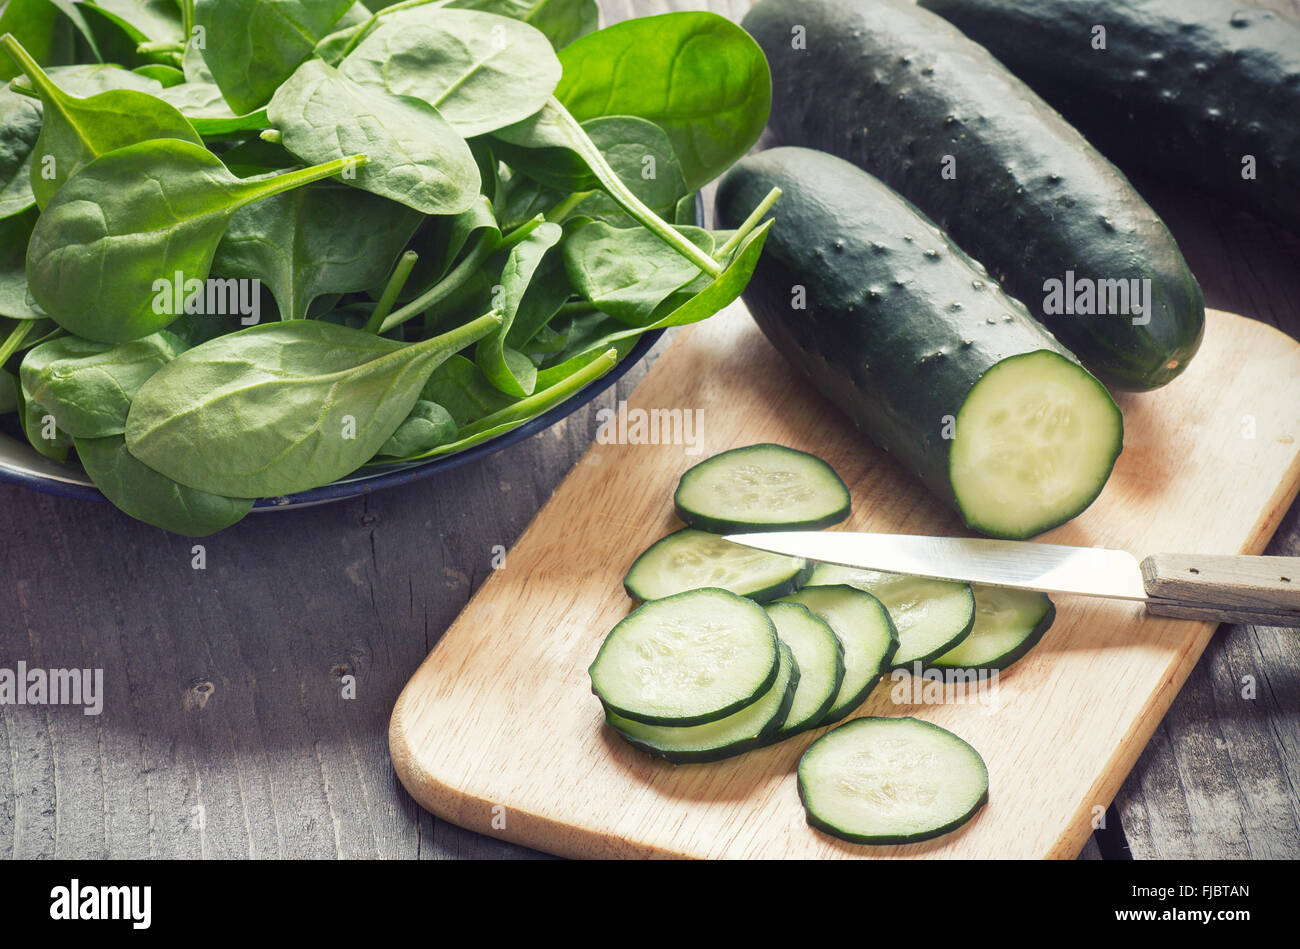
[389,304,1300,859]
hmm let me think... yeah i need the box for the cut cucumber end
[930,585,1056,671]
[623,528,809,603]
[674,443,852,533]
[950,350,1122,539]
[588,588,779,727]
[607,642,799,763]
[798,716,989,845]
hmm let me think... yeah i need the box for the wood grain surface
[389,306,1300,859]
[1,0,1298,861]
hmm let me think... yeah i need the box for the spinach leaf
[157,45,270,135]
[193,0,355,115]
[451,0,597,50]
[75,434,254,536]
[504,246,571,348]
[9,62,166,97]
[419,354,515,427]
[567,117,687,226]
[26,138,368,342]
[45,0,105,63]
[340,8,560,137]
[475,220,561,396]
[125,312,501,497]
[268,58,480,215]
[1,35,203,209]
[82,0,185,44]
[0,0,75,80]
[212,181,422,321]
[554,12,770,191]
[21,392,73,462]
[533,219,772,389]
[0,83,42,220]
[563,222,715,326]
[20,330,187,437]
[375,399,457,457]
[133,63,185,86]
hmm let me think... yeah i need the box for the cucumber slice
[588,588,779,727]
[950,351,1123,539]
[765,602,844,737]
[674,443,851,533]
[806,564,975,668]
[624,528,809,603]
[930,585,1056,671]
[777,585,897,725]
[607,642,799,763]
[798,717,989,844]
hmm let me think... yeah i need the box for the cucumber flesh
[607,642,799,763]
[765,602,844,737]
[806,564,974,668]
[588,588,779,727]
[951,350,1123,539]
[674,443,851,533]
[624,528,809,603]
[798,716,989,844]
[777,585,897,725]
[931,585,1055,671]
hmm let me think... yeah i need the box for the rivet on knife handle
[1140,553,1300,626]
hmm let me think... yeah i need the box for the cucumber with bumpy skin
[607,642,798,763]
[674,443,851,534]
[930,585,1055,671]
[743,0,1205,391]
[765,602,844,737]
[806,564,974,669]
[623,528,809,603]
[717,147,1124,540]
[920,0,1300,233]
[588,587,778,727]
[778,584,897,725]
[798,717,988,844]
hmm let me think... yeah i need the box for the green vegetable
[0,0,74,80]
[26,138,368,343]
[125,313,502,498]
[564,223,715,326]
[268,58,480,215]
[555,12,771,191]
[82,0,184,45]
[212,182,422,322]
[340,8,561,137]
[193,0,355,115]
[1,34,202,209]
[0,83,41,220]
[718,146,1124,540]
[920,0,1300,233]
[19,331,186,437]
[74,434,254,536]
[744,0,1205,391]
[475,221,562,396]
[376,400,458,458]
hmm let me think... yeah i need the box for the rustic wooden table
[1,0,1297,860]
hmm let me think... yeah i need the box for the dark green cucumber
[920,0,1300,232]
[743,0,1205,391]
[717,147,1124,539]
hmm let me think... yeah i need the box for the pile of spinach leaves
[0,0,778,535]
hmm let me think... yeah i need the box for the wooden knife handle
[1141,553,1300,626]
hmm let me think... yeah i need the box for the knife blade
[721,531,1149,601]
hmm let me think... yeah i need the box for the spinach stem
[365,251,419,334]
[0,320,33,367]
[557,301,600,318]
[716,187,782,259]
[457,348,618,439]
[546,190,596,224]
[137,41,185,56]
[380,231,497,334]
[547,98,724,278]
[497,214,544,252]
[241,153,369,204]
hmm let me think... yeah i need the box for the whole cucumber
[920,0,1300,231]
[743,0,1205,391]
[716,147,1124,540]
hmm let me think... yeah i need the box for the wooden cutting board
[390,305,1300,859]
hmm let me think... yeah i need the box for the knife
[723,531,1300,627]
